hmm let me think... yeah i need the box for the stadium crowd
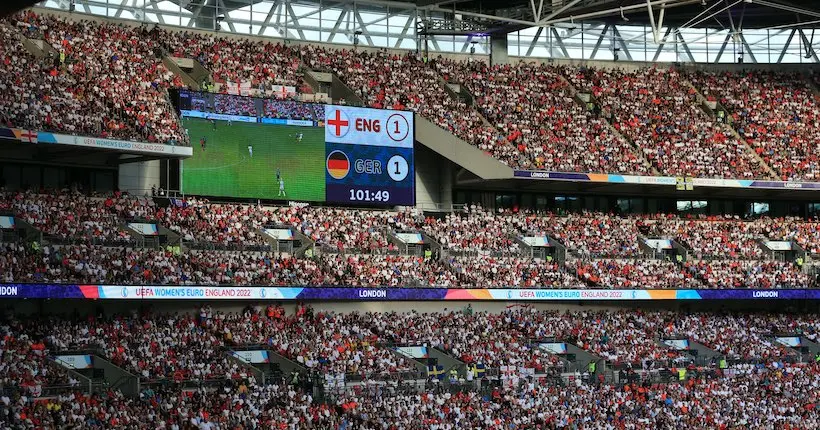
[44,313,247,382]
[4,11,188,145]
[0,190,153,243]
[564,66,770,179]
[4,11,820,184]
[1,365,818,429]
[449,256,583,289]
[2,238,814,289]
[685,259,811,290]
[574,259,702,290]
[435,59,653,175]
[2,9,820,429]
[686,69,820,181]
[653,217,766,259]
[0,322,76,398]
[212,94,256,117]
[0,302,818,428]
[155,28,302,90]
[1,192,818,288]
[5,306,818,380]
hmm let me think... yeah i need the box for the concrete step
[557,74,659,177]
[163,56,208,90]
[680,75,780,181]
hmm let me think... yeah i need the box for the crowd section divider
[0,284,812,300]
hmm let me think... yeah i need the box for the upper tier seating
[563,66,769,179]
[5,12,188,145]
[687,69,820,181]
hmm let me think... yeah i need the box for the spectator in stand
[156,29,302,91]
[686,259,811,289]
[0,321,74,397]
[757,216,820,255]
[263,99,314,121]
[665,313,806,360]
[450,256,583,289]
[420,206,521,254]
[212,94,256,116]
[319,254,457,287]
[4,12,188,145]
[654,216,765,259]
[0,190,146,243]
[2,364,817,429]
[543,212,643,257]
[214,307,416,377]
[574,258,701,289]
[375,308,564,372]
[435,59,652,175]
[687,69,820,181]
[45,312,252,381]
[564,66,769,179]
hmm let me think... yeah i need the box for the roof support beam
[687,0,743,29]
[353,8,374,46]
[525,26,544,57]
[776,28,796,63]
[676,29,695,62]
[589,24,609,59]
[535,0,583,26]
[256,0,282,36]
[738,33,758,63]
[326,4,350,41]
[798,29,819,62]
[285,2,305,40]
[393,11,415,48]
[611,26,633,61]
[724,0,737,34]
[538,0,701,27]
[652,26,673,61]
[217,0,236,32]
[112,0,130,19]
[529,0,544,22]
[646,0,666,43]
[428,7,534,26]
[713,32,731,62]
[550,27,569,58]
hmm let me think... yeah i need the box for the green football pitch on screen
[182,117,326,201]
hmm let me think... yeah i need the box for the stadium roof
[165,0,820,35]
[31,0,820,63]
[402,0,820,35]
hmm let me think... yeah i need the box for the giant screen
[177,91,415,206]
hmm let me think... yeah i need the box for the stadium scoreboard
[176,91,415,206]
[324,106,414,205]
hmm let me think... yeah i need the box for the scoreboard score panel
[325,106,413,148]
[324,106,415,206]
[176,90,415,206]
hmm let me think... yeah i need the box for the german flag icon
[326,150,350,180]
